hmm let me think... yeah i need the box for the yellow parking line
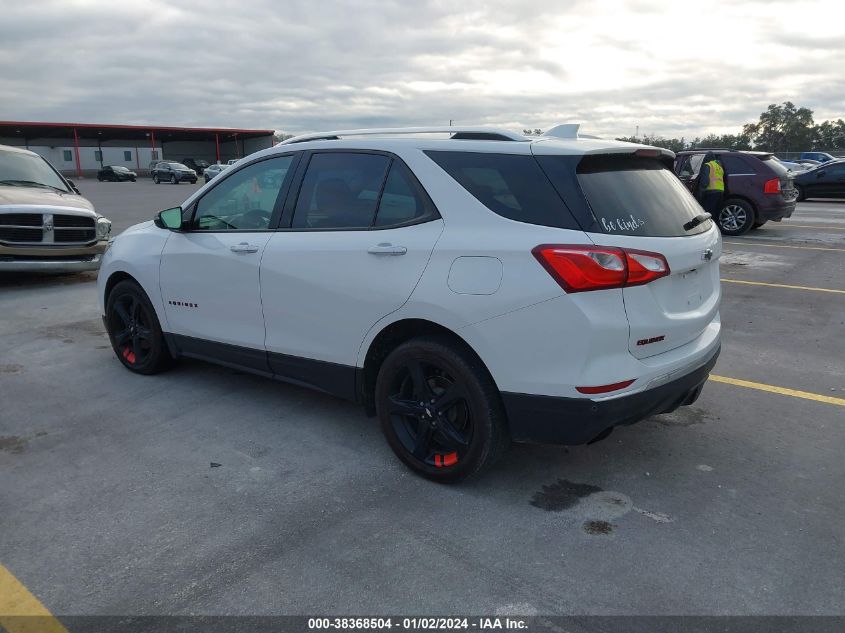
[721,278,845,294]
[723,241,845,252]
[773,224,845,231]
[0,564,68,633]
[710,375,845,407]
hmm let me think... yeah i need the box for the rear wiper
[0,179,65,192]
[684,213,711,231]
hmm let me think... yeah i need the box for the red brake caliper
[434,452,459,468]
[122,347,136,364]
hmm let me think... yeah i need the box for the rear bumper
[501,345,720,445]
[758,197,796,221]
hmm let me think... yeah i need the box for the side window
[62,150,73,162]
[677,157,693,177]
[292,153,390,229]
[374,161,435,227]
[94,150,102,162]
[124,151,132,161]
[192,155,294,231]
[426,151,578,229]
[721,155,752,174]
[689,154,704,176]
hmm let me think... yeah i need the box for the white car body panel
[261,219,444,366]
[159,230,273,349]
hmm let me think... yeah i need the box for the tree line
[616,102,845,154]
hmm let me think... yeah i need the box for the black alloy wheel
[106,280,172,375]
[376,336,507,482]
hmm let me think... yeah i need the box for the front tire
[375,336,508,483]
[153,174,160,184]
[105,280,173,375]
[717,198,755,236]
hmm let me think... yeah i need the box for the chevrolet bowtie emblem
[702,248,713,261]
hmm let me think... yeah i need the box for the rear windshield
[424,151,578,229]
[540,155,712,237]
[757,155,791,178]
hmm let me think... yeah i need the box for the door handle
[367,243,407,256]
[230,242,259,254]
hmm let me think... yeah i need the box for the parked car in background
[793,160,845,201]
[774,158,808,173]
[202,163,229,183]
[98,125,721,482]
[226,159,239,166]
[800,151,837,164]
[183,158,210,175]
[151,162,197,185]
[97,165,137,182]
[675,149,797,235]
[794,158,821,168]
[0,144,111,272]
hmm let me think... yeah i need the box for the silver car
[202,162,230,183]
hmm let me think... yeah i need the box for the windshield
[111,166,130,172]
[0,149,70,192]
[169,163,190,170]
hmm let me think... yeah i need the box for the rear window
[540,155,711,237]
[756,155,790,178]
[425,151,578,229]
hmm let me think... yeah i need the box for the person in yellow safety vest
[695,151,725,216]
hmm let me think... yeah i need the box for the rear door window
[292,152,390,229]
[721,155,755,174]
[425,151,579,229]
[540,154,712,237]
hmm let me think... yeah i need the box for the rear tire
[105,280,173,375]
[717,198,755,236]
[375,336,508,483]
[170,175,177,184]
[795,184,805,202]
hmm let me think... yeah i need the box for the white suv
[98,126,721,482]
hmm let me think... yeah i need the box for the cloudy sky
[1,0,843,138]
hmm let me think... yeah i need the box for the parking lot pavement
[76,177,204,233]
[1,184,844,617]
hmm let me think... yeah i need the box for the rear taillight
[763,178,782,194]
[532,245,670,293]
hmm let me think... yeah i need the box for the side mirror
[155,207,183,230]
[66,179,81,194]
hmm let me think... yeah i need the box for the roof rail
[279,126,526,144]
